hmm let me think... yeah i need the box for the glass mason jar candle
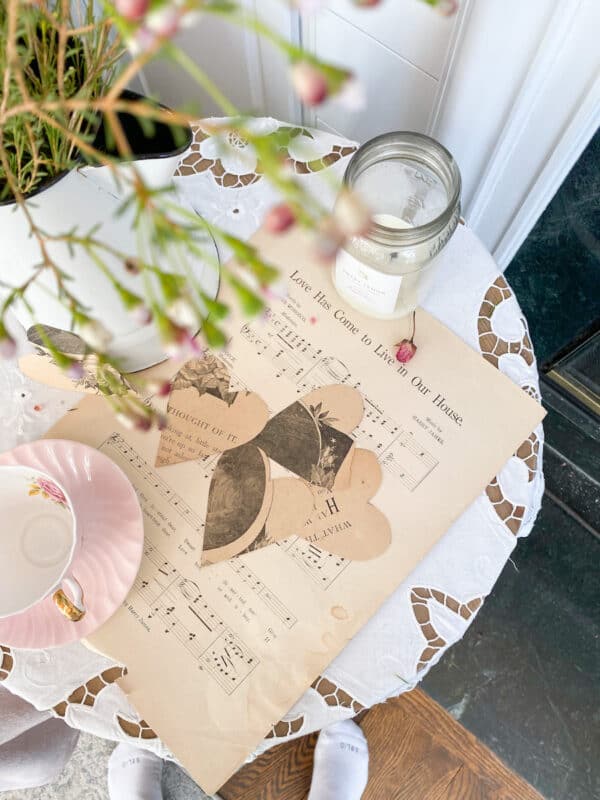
[333,132,461,319]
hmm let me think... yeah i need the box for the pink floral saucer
[0,439,144,648]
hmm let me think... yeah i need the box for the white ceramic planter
[0,95,218,372]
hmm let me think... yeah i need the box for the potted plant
[0,0,453,428]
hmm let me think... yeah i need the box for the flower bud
[156,412,169,431]
[124,257,142,275]
[78,320,112,352]
[163,325,203,359]
[167,298,199,330]
[435,0,459,16]
[291,62,328,106]
[67,361,85,380]
[130,303,153,326]
[134,414,153,432]
[395,339,417,363]
[116,411,136,430]
[264,203,295,234]
[146,379,172,398]
[146,6,180,37]
[115,0,149,22]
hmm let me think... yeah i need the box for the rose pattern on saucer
[29,476,68,507]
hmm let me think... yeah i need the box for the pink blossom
[395,339,417,363]
[130,303,153,326]
[163,325,203,359]
[146,379,172,398]
[264,203,296,234]
[36,477,68,506]
[291,62,328,106]
[67,361,85,380]
[115,0,149,22]
[146,5,180,37]
[435,0,459,16]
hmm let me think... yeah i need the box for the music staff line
[228,561,297,629]
[277,537,350,590]
[239,317,439,492]
[101,433,205,532]
[134,542,258,694]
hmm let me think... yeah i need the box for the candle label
[334,251,402,316]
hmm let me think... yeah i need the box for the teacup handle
[53,575,86,622]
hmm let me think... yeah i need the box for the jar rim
[342,131,462,245]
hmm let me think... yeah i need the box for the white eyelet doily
[0,118,543,767]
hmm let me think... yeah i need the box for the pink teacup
[0,465,85,621]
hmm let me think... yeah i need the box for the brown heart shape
[201,443,272,565]
[156,354,270,467]
[196,383,389,564]
[251,385,363,490]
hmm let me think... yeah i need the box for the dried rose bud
[115,0,150,22]
[264,203,295,234]
[291,62,328,106]
[395,339,417,363]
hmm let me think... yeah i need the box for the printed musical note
[100,434,205,531]
[200,630,257,694]
[277,537,349,589]
[239,313,438,492]
[127,541,258,695]
[228,561,297,628]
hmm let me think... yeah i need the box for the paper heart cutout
[252,385,363,489]
[202,443,391,564]
[196,385,388,564]
[156,355,270,467]
[265,447,391,561]
[201,443,272,565]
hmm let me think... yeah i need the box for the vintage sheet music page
[46,227,545,793]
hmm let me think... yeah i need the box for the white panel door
[301,0,462,140]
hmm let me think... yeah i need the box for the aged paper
[45,227,545,793]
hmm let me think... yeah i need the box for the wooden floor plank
[219,689,543,800]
